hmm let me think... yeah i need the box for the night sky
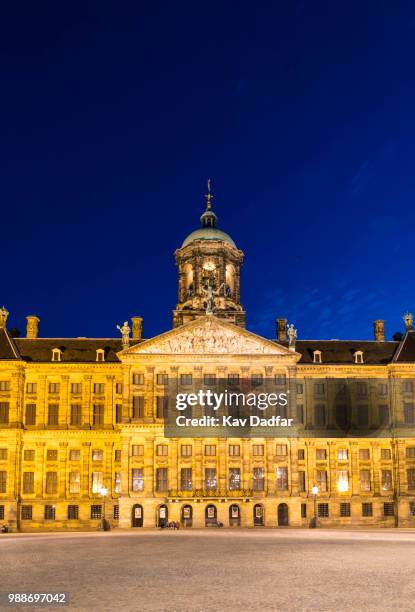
[2,1,415,341]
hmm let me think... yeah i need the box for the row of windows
[312,502,401,518]
[18,504,119,521]
[24,382,122,395]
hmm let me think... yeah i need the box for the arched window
[313,350,322,363]
[354,351,364,364]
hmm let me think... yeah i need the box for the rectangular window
[156,396,168,419]
[384,502,394,517]
[251,374,263,387]
[70,404,82,426]
[296,383,304,395]
[156,444,168,457]
[156,468,168,492]
[46,449,58,461]
[360,470,371,492]
[276,444,287,456]
[362,502,373,517]
[0,448,6,460]
[46,472,58,494]
[93,383,105,394]
[69,471,80,494]
[204,445,216,457]
[409,502,415,517]
[24,449,35,461]
[407,468,415,490]
[93,404,104,426]
[132,468,144,492]
[276,466,288,490]
[205,468,217,490]
[253,467,265,491]
[359,448,370,461]
[406,447,415,459]
[132,445,144,457]
[25,404,36,425]
[318,503,329,517]
[180,468,192,491]
[315,404,326,426]
[381,448,391,460]
[404,403,414,425]
[317,470,327,492]
[298,471,306,492]
[314,383,325,395]
[23,472,34,494]
[180,374,192,385]
[296,404,304,423]
[133,373,144,385]
[340,502,351,517]
[316,449,327,460]
[92,449,103,461]
[115,404,122,424]
[181,444,192,457]
[338,448,348,461]
[132,396,144,419]
[21,505,32,520]
[47,404,59,426]
[378,383,388,396]
[381,470,392,491]
[48,383,60,394]
[92,472,103,493]
[0,403,9,424]
[68,504,79,520]
[335,405,347,427]
[229,468,241,490]
[44,505,55,520]
[378,404,389,425]
[69,449,80,461]
[228,374,239,385]
[0,471,6,493]
[298,449,305,461]
[115,383,123,394]
[90,505,102,519]
[337,470,349,492]
[229,444,240,456]
[114,471,121,494]
[357,405,369,427]
[403,381,414,393]
[301,503,307,518]
[26,382,37,394]
[156,373,168,385]
[203,374,216,385]
[71,383,82,394]
[113,505,120,520]
[114,450,121,462]
[275,375,286,386]
[357,382,368,396]
[253,444,264,456]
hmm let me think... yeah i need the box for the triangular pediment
[120,316,298,357]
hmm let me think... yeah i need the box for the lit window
[337,448,348,461]
[69,472,80,494]
[91,472,103,493]
[132,468,144,492]
[354,351,364,364]
[337,470,349,492]
[313,350,322,364]
[114,472,121,494]
[51,348,62,362]
[181,445,192,457]
[92,449,103,461]
[156,444,168,457]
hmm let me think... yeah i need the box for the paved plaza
[3,529,415,611]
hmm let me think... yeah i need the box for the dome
[182,227,236,248]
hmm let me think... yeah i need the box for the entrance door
[278,503,289,527]
[157,504,168,528]
[229,504,241,527]
[205,504,217,527]
[181,505,193,528]
[132,504,143,527]
[253,504,264,526]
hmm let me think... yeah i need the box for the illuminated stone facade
[1,196,415,531]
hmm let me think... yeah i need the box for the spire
[201,179,217,228]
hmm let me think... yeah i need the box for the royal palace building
[1,191,415,531]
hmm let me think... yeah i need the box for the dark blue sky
[2,1,415,341]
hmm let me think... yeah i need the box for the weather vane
[205,178,213,210]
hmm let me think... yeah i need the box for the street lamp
[311,485,319,528]
[100,486,108,531]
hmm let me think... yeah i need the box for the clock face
[203,260,216,271]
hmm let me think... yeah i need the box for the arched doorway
[132,504,143,527]
[181,505,193,528]
[278,503,289,527]
[205,504,217,527]
[229,504,241,527]
[157,504,168,528]
[253,504,264,526]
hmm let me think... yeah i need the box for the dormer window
[51,348,62,362]
[96,349,105,362]
[354,351,364,364]
[313,350,322,364]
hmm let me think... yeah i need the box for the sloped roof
[278,340,399,365]
[393,330,415,363]
[13,338,130,362]
[0,329,21,360]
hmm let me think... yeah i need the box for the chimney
[131,316,143,340]
[373,320,385,342]
[403,312,413,332]
[276,318,287,342]
[26,315,39,339]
